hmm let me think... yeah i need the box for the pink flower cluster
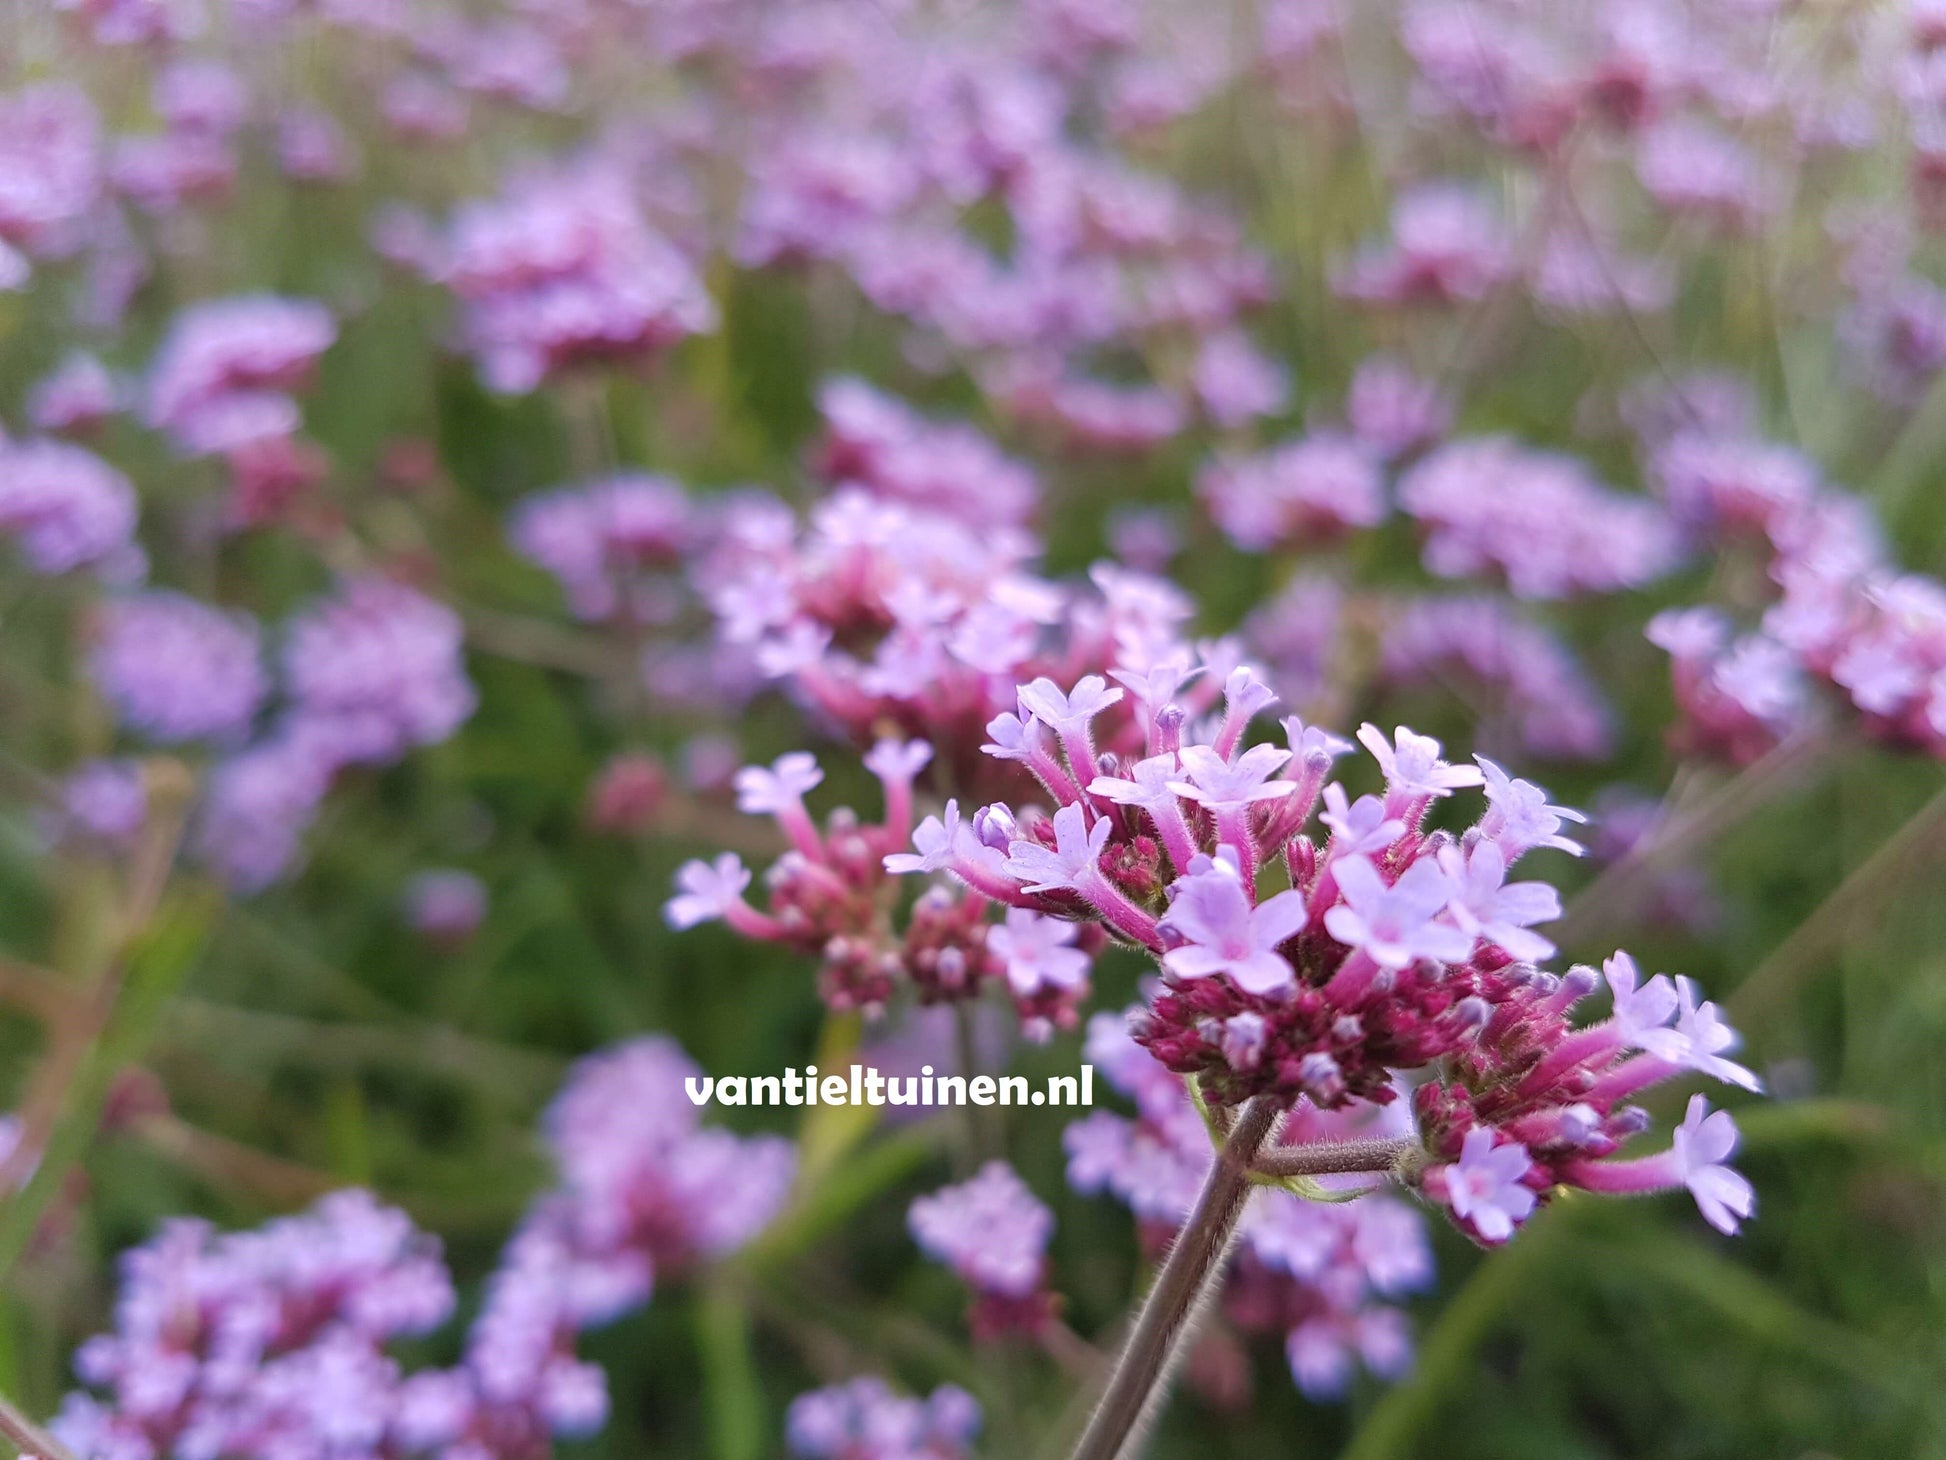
[53,1035,793,1460]
[143,295,337,525]
[90,591,267,745]
[1398,437,1681,600]
[188,577,476,890]
[51,1190,458,1460]
[703,488,1209,791]
[431,159,715,393]
[1642,404,1946,760]
[0,438,140,581]
[876,664,1757,1247]
[909,1161,1057,1339]
[815,377,1040,528]
[666,739,1099,1032]
[508,473,692,623]
[785,1377,981,1460]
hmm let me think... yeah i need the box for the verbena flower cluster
[856,666,1760,1247]
[50,1037,792,1460]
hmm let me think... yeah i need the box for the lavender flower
[909,1161,1054,1301]
[1159,859,1309,994]
[282,578,477,766]
[1437,1128,1537,1245]
[0,439,140,578]
[90,592,267,744]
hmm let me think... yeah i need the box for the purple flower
[1323,855,1471,969]
[863,737,934,784]
[1603,952,1682,1053]
[886,801,962,876]
[0,83,101,258]
[405,870,488,945]
[1337,182,1512,306]
[1670,977,1764,1092]
[28,353,118,434]
[91,592,267,744]
[1090,754,1183,814]
[1200,434,1386,551]
[1437,840,1561,961]
[52,1191,454,1460]
[1193,330,1290,427]
[786,1378,980,1459]
[908,1162,1053,1298]
[1319,783,1406,855]
[1017,674,1123,736]
[733,754,824,817]
[1003,803,1112,895]
[508,474,692,621]
[49,759,146,850]
[1357,723,1484,800]
[0,439,140,578]
[981,711,1045,764]
[193,732,332,891]
[1399,437,1680,599]
[1672,1095,1756,1235]
[145,295,335,453]
[283,579,477,766]
[1168,742,1296,809]
[1443,1127,1536,1243]
[1347,355,1451,458]
[1475,757,1586,858]
[436,159,715,392]
[987,910,1091,996]
[665,853,753,930]
[1160,861,1309,994]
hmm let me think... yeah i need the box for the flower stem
[1251,1137,1413,1179]
[1068,1097,1281,1460]
[0,1386,76,1460]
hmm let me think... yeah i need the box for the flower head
[1004,803,1112,895]
[1160,860,1309,994]
[1443,1128,1536,1244]
[734,753,825,816]
[986,909,1091,996]
[1672,1095,1755,1235]
[1323,856,1470,969]
[665,854,753,930]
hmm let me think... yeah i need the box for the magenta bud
[1610,1105,1653,1136]
[1299,1051,1344,1098]
[1558,1103,1602,1145]
[1558,965,1600,1001]
[937,947,967,987]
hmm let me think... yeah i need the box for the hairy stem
[0,1387,77,1460]
[1252,1137,1414,1179]
[1069,1097,1281,1460]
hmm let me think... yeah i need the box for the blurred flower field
[2,0,1946,1457]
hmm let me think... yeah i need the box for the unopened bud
[972,803,1016,851]
[1611,1105,1653,1137]
[1154,704,1185,754]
